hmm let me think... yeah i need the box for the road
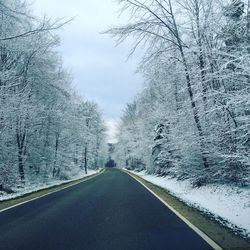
[0,168,214,250]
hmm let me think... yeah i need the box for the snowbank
[128,170,250,238]
[0,169,101,202]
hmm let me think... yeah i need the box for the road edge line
[0,169,105,213]
[123,169,223,250]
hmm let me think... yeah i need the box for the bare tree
[107,0,209,168]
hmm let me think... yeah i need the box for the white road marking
[124,169,223,250]
[0,169,105,213]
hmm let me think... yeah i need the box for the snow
[128,169,250,238]
[0,169,101,202]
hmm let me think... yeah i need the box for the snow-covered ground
[128,170,250,238]
[0,169,101,202]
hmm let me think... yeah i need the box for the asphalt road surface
[0,168,214,250]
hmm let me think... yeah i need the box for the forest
[111,0,250,187]
[0,0,107,192]
[1,0,249,194]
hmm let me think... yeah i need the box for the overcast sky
[32,0,144,142]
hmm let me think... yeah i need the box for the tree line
[110,0,250,187]
[0,0,106,191]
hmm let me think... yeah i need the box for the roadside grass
[127,171,250,250]
[0,169,105,212]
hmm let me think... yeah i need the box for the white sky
[32,0,144,143]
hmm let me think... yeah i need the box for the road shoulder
[0,169,105,212]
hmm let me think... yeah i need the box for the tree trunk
[16,127,26,183]
[181,50,209,168]
[194,0,207,105]
[84,146,88,174]
[18,150,25,183]
[53,133,59,168]
[168,0,209,168]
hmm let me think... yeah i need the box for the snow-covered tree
[0,0,106,191]
[111,0,250,186]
